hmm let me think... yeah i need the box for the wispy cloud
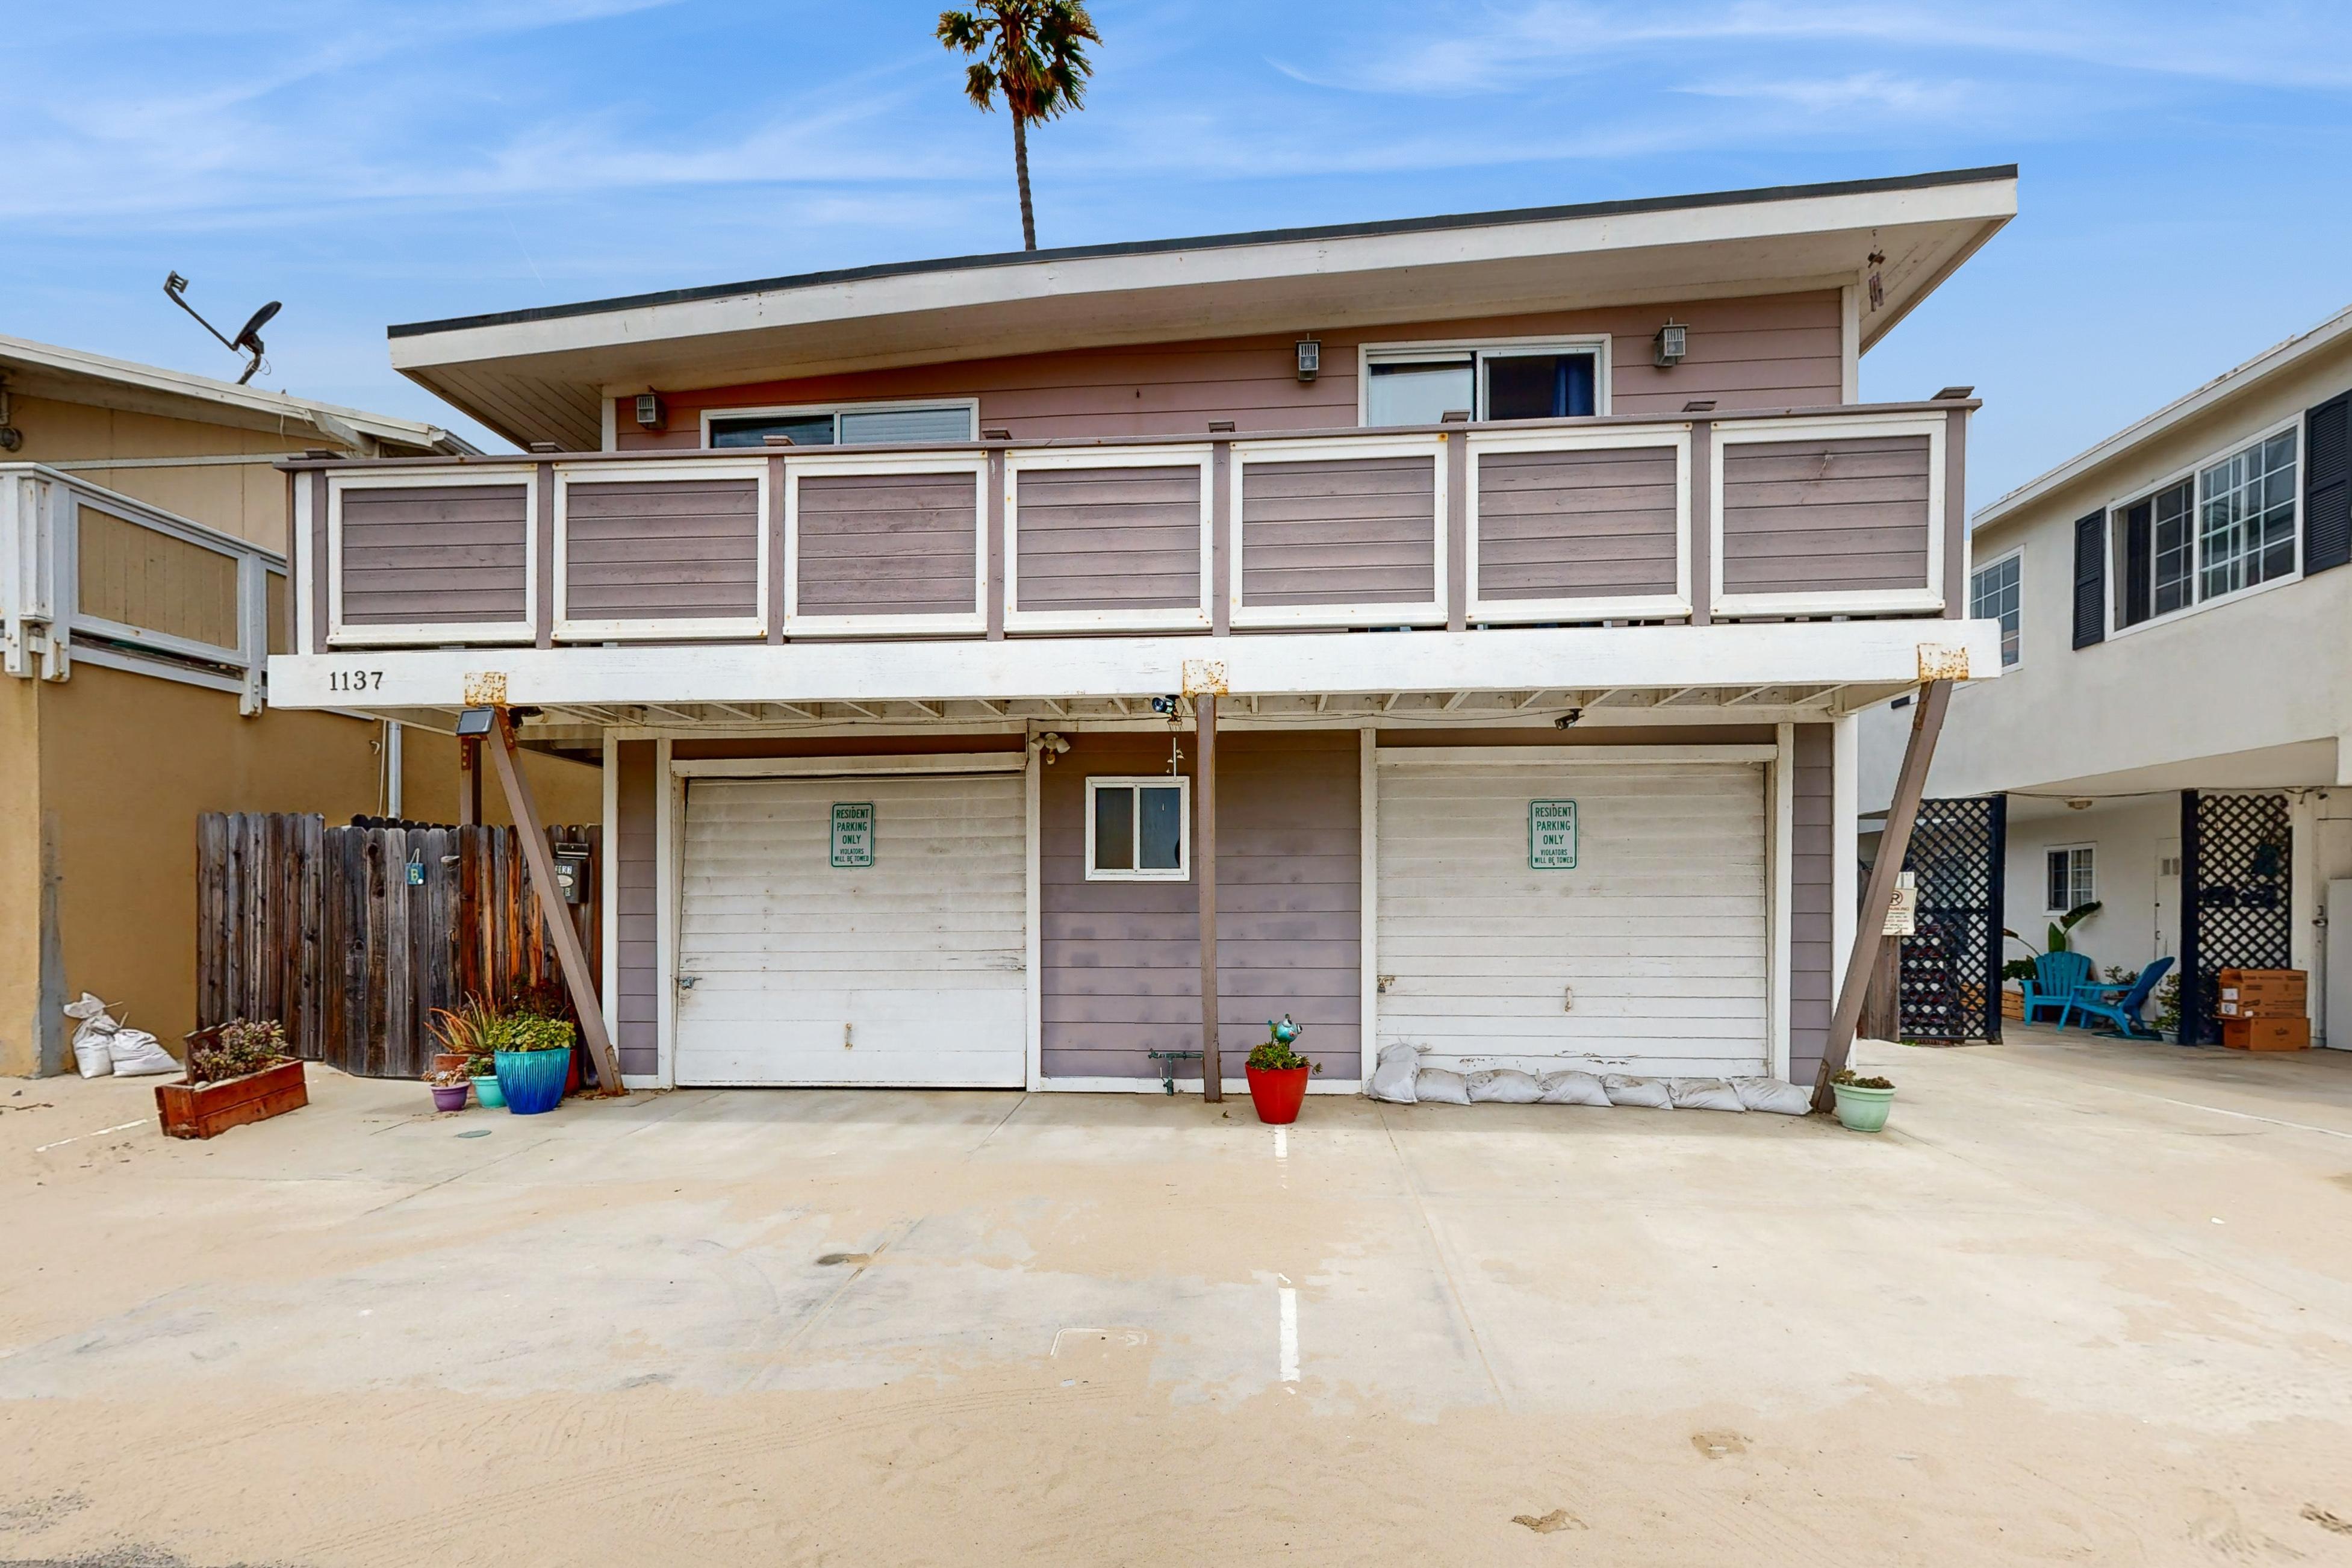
[1277,1,2352,97]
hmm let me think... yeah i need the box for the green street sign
[1529,800,1577,870]
[830,802,874,868]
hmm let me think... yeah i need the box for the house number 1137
[328,670,384,692]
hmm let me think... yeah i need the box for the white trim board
[671,753,1027,779]
[267,619,2005,712]
[1375,744,1777,765]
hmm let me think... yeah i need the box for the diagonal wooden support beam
[1813,679,1951,1110]
[485,710,625,1097]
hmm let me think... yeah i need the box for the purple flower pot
[430,1083,470,1113]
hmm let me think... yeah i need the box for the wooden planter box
[2000,988,2025,1021]
[155,1058,308,1140]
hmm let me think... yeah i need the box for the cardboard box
[2221,1016,2310,1052]
[2220,997,2306,1018]
[2218,968,2306,994]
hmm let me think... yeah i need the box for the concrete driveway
[4,1032,2352,1566]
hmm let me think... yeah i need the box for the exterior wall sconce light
[633,392,665,429]
[1295,338,1320,382]
[1653,321,1687,369]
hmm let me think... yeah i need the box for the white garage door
[1377,758,1769,1077]
[675,772,1027,1087]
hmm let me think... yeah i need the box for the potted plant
[156,1018,307,1140]
[1244,1015,1319,1125]
[467,1054,506,1109]
[485,1010,577,1115]
[425,1064,472,1113]
[1829,1068,1896,1133]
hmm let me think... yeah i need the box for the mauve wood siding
[1042,731,1360,1080]
[565,478,758,622]
[795,470,978,617]
[617,293,1847,447]
[614,740,659,1078]
[1720,435,1931,594]
[1013,463,1202,611]
[338,483,527,626]
[1475,446,1678,600]
[1789,724,1833,1089]
[1240,455,1437,607]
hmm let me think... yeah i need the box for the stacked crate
[2216,969,2309,1051]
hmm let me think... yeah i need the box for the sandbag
[1466,1068,1542,1104]
[1537,1069,1612,1107]
[1367,1043,1421,1104]
[1602,1074,1673,1109]
[1732,1076,1814,1115]
[107,1026,178,1077]
[1667,1077,1746,1112]
[1414,1068,1472,1106]
[64,993,114,1079]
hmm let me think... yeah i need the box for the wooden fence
[196,813,601,1080]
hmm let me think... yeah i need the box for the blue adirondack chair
[2020,950,2092,1024]
[2061,955,2174,1039]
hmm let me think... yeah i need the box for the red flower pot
[1245,1064,1310,1125]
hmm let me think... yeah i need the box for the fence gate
[1896,794,2007,1042]
[2180,791,2292,1045]
[197,813,600,1079]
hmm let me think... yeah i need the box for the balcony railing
[284,400,1968,656]
[2,464,285,712]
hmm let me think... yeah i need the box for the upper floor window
[706,399,977,449]
[2112,425,2298,630]
[1969,550,2021,667]
[1361,340,1603,427]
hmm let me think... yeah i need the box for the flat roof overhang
[388,166,2016,450]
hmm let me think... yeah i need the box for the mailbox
[552,843,593,906]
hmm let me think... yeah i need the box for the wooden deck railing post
[485,710,624,1094]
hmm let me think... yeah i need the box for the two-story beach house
[1861,303,2352,1049]
[265,167,2016,1096]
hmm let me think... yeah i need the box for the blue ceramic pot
[494,1048,568,1115]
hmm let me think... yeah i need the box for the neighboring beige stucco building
[1,337,602,1076]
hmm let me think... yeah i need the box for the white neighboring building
[1861,306,2352,1047]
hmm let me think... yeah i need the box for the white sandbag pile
[1367,1043,1809,1115]
[63,993,178,1078]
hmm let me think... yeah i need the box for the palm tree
[937,1,1100,252]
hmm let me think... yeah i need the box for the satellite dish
[163,273,282,385]
[232,301,281,353]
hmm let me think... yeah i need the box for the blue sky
[10,1,2352,502]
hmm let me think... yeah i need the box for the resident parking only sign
[830,802,874,868]
[1529,800,1578,869]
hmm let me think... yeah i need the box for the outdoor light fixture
[2065,798,2094,811]
[454,708,496,737]
[1653,320,1688,369]
[633,393,665,429]
[1295,338,1320,382]
[1033,731,1071,765]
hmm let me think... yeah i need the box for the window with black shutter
[2306,391,2351,574]
[2071,509,2106,648]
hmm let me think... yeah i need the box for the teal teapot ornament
[1267,1014,1302,1046]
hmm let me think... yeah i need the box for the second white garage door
[1377,757,1769,1077]
[674,772,1028,1087]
